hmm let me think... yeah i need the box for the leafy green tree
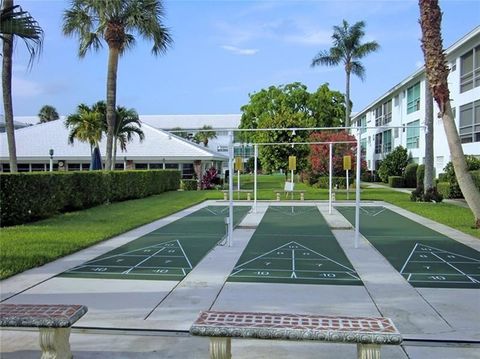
[377,146,408,183]
[38,105,59,123]
[65,103,104,152]
[63,0,172,170]
[239,82,344,172]
[193,125,217,147]
[311,20,379,127]
[1,1,43,172]
[112,106,144,166]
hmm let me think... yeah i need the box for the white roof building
[0,119,227,176]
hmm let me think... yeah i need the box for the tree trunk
[105,47,119,171]
[193,160,202,190]
[419,0,480,227]
[345,69,351,128]
[2,0,18,173]
[424,78,434,192]
[112,136,118,170]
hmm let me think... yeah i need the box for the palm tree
[1,0,43,172]
[419,0,480,227]
[38,105,59,123]
[65,103,104,152]
[112,106,145,167]
[193,125,217,147]
[63,0,172,171]
[311,20,379,127]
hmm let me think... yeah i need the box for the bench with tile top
[274,190,305,201]
[190,311,402,359]
[0,303,88,359]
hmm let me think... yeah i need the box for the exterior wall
[353,28,480,176]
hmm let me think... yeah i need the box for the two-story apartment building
[352,26,480,175]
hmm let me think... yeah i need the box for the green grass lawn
[1,175,478,279]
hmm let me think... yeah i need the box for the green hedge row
[436,182,450,198]
[0,170,180,227]
[388,176,405,188]
[181,179,198,191]
[313,176,354,189]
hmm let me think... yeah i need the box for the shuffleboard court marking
[359,206,387,217]
[230,241,359,281]
[65,239,193,277]
[204,206,229,216]
[400,243,480,285]
[268,206,320,217]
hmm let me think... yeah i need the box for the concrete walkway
[1,200,479,358]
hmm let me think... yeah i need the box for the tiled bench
[190,311,402,359]
[222,190,253,201]
[274,190,305,201]
[0,303,88,359]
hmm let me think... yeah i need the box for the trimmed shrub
[313,176,354,189]
[411,186,443,202]
[416,164,425,189]
[388,176,404,188]
[436,182,450,198]
[0,170,180,227]
[442,156,480,198]
[404,163,418,188]
[378,146,409,183]
[182,179,198,191]
[471,170,480,190]
[438,173,447,182]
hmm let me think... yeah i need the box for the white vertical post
[254,144,258,213]
[355,129,361,249]
[346,169,349,200]
[329,142,333,214]
[237,170,240,200]
[228,131,234,247]
[49,158,53,172]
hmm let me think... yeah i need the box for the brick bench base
[0,304,88,359]
[274,191,305,201]
[190,311,402,359]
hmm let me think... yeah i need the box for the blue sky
[5,0,480,117]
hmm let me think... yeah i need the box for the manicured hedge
[182,179,198,191]
[388,176,404,188]
[404,163,418,188]
[0,170,180,227]
[416,164,425,188]
[436,182,450,199]
[313,176,354,189]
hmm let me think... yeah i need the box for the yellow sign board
[288,156,297,171]
[234,157,244,171]
[343,155,352,171]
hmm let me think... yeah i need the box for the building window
[436,156,444,172]
[135,163,148,170]
[182,163,195,179]
[459,100,480,143]
[18,164,30,172]
[357,115,367,133]
[165,163,179,169]
[407,82,420,114]
[374,100,392,126]
[360,138,367,155]
[149,163,164,169]
[460,45,480,93]
[375,133,382,154]
[406,120,420,149]
[31,163,46,171]
[383,130,392,153]
[67,163,81,171]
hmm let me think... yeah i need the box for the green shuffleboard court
[336,206,480,289]
[228,206,362,285]
[61,206,250,281]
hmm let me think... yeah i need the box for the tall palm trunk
[345,69,351,128]
[112,136,118,170]
[2,0,18,172]
[424,78,434,192]
[419,0,480,227]
[105,47,119,171]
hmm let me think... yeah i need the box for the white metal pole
[49,157,53,172]
[254,144,258,213]
[237,170,240,200]
[346,169,349,200]
[355,129,361,249]
[228,131,234,247]
[329,142,333,214]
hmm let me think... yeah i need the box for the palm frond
[311,49,341,67]
[0,4,43,67]
[350,61,366,81]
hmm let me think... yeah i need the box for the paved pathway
[1,200,479,358]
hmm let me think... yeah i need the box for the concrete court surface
[1,200,479,358]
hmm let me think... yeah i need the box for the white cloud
[222,45,259,56]
[12,76,44,97]
[285,30,332,46]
